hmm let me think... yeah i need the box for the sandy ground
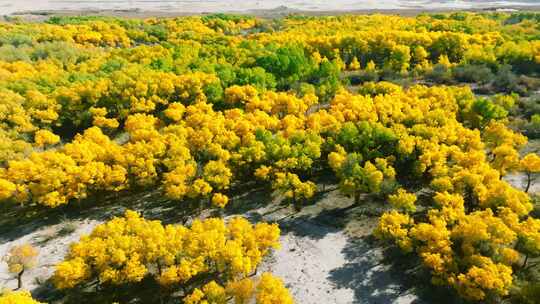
[0,219,100,291]
[253,189,421,304]
[505,174,540,195]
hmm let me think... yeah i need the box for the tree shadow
[0,180,285,250]
[33,276,178,304]
[0,188,185,244]
[273,188,391,241]
[0,172,341,245]
[223,184,274,220]
[328,236,462,304]
[277,204,354,240]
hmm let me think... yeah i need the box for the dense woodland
[0,12,539,304]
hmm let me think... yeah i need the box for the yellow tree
[33,130,60,148]
[330,153,395,204]
[184,273,293,304]
[348,57,361,71]
[272,172,316,208]
[53,210,284,303]
[388,188,417,213]
[2,244,39,290]
[520,153,540,193]
[0,290,43,304]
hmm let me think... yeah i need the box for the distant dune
[1,0,540,17]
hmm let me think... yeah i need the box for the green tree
[256,45,315,89]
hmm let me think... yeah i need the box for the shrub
[349,70,379,84]
[452,64,494,84]
[493,65,524,94]
[426,64,453,84]
[520,96,540,119]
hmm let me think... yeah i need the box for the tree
[89,107,119,129]
[456,256,513,301]
[273,172,316,208]
[374,210,413,253]
[53,211,284,303]
[256,45,315,89]
[203,160,232,191]
[2,14,540,304]
[0,179,16,201]
[491,144,520,176]
[348,56,361,70]
[33,129,60,148]
[515,216,540,269]
[3,244,39,290]
[254,273,294,304]
[387,45,411,73]
[211,193,229,208]
[520,153,540,193]
[430,33,466,63]
[184,273,293,304]
[331,154,396,204]
[468,98,508,128]
[357,81,402,97]
[388,188,417,213]
[412,46,428,66]
[0,290,43,304]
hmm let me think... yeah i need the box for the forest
[0,11,539,304]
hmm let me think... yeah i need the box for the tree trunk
[293,194,301,211]
[16,269,24,290]
[464,187,477,213]
[522,253,529,269]
[157,261,162,276]
[354,191,361,205]
[525,173,531,193]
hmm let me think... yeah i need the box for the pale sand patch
[0,219,101,291]
[261,228,356,303]
[259,223,419,304]
[252,190,420,304]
